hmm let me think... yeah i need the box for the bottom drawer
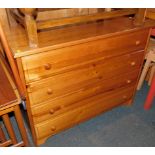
[34,84,135,141]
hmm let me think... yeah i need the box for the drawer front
[22,29,148,83]
[32,69,139,124]
[28,51,144,105]
[34,85,135,139]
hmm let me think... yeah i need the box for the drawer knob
[47,89,53,95]
[130,61,136,66]
[44,63,52,70]
[49,106,61,114]
[123,95,127,99]
[126,80,131,84]
[50,109,55,114]
[136,40,140,45]
[51,126,56,131]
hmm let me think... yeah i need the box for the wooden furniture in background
[146,9,155,20]
[137,49,155,90]
[0,22,25,99]
[0,9,10,31]
[9,8,147,47]
[137,29,155,90]
[141,8,155,86]
[0,53,29,147]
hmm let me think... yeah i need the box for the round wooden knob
[49,106,61,115]
[130,61,136,66]
[123,95,127,99]
[44,63,51,70]
[49,109,55,114]
[135,40,140,45]
[126,80,131,84]
[47,88,53,95]
[51,126,56,131]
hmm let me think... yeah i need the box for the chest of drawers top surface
[5,17,155,58]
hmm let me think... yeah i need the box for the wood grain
[0,55,17,107]
[22,29,148,83]
[25,13,38,47]
[35,84,135,143]
[37,9,137,30]
[27,51,144,105]
[0,22,26,99]
[146,9,155,20]
[3,14,154,145]
[4,17,155,58]
[2,114,17,145]
[32,69,139,124]
[134,9,147,26]
[0,125,6,143]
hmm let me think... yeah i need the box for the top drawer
[22,29,149,83]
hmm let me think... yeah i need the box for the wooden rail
[37,8,137,30]
[0,49,29,147]
[0,105,29,147]
[2,114,18,145]
[146,9,155,20]
[9,8,147,48]
[0,22,26,99]
[0,125,6,143]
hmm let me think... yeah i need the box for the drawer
[32,69,139,124]
[27,51,144,105]
[22,29,149,83]
[34,85,135,140]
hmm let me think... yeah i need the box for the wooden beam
[134,8,147,26]
[37,8,137,30]
[0,23,26,99]
[25,14,38,48]
[0,9,10,31]
[0,125,6,143]
[146,9,155,20]
[0,140,12,147]
[20,8,38,47]
[9,9,25,27]
[2,114,17,145]
[14,105,29,146]
[13,141,24,147]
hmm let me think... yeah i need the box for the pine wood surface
[4,15,155,145]
[27,50,143,106]
[5,17,155,58]
[31,69,139,124]
[22,29,148,83]
[35,84,135,144]
[0,55,17,108]
[146,9,155,20]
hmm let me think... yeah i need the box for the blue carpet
[40,82,155,147]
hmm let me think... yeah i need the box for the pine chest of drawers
[6,17,154,145]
